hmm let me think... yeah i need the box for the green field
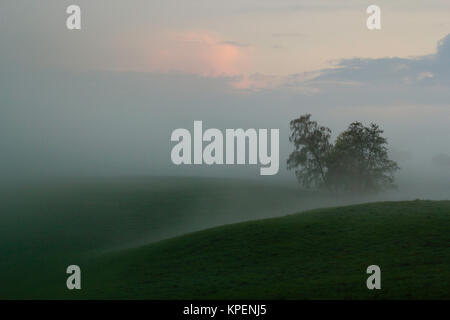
[0,177,449,299]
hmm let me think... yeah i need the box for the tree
[327,122,399,193]
[287,114,332,189]
[287,114,399,194]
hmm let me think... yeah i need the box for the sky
[2,1,450,76]
[0,0,449,187]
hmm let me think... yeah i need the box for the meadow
[0,177,448,299]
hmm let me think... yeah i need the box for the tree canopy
[287,114,399,194]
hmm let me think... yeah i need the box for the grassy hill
[18,199,450,299]
[0,176,334,298]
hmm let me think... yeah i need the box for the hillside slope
[0,177,333,298]
[62,200,450,299]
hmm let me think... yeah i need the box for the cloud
[314,34,450,87]
[262,34,450,106]
[143,31,250,77]
[224,34,450,94]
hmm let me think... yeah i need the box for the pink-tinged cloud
[113,30,283,90]
[145,31,249,77]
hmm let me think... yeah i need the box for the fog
[1,70,448,202]
[0,1,449,202]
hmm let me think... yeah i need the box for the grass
[0,176,326,298]
[78,200,450,299]
[0,178,448,299]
